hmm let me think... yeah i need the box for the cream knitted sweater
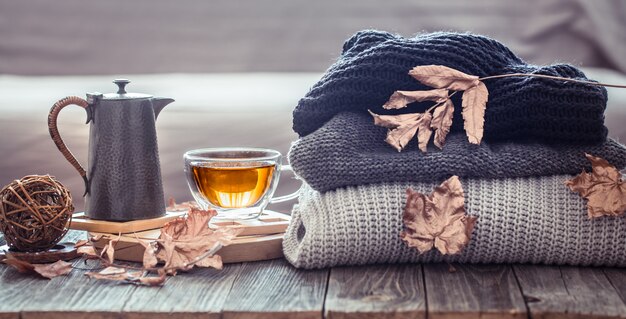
[282,175,626,269]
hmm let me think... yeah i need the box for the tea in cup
[184,148,300,220]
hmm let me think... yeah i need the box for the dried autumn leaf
[416,112,433,153]
[74,239,89,248]
[565,154,626,218]
[33,260,73,279]
[385,122,420,152]
[167,197,199,212]
[155,208,241,274]
[139,274,167,286]
[370,110,434,152]
[400,175,478,255]
[135,234,158,269]
[86,266,138,281]
[3,255,72,279]
[100,234,120,265]
[3,255,34,273]
[369,110,421,129]
[430,99,455,149]
[409,65,480,91]
[461,81,488,144]
[383,89,449,110]
[77,245,98,257]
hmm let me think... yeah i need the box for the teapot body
[85,97,165,220]
[48,80,173,222]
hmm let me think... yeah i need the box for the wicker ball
[0,175,74,252]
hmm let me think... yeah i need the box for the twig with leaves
[370,65,626,153]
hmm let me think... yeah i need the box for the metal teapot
[48,79,174,221]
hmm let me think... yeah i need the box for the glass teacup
[184,147,300,220]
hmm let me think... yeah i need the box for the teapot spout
[152,97,175,119]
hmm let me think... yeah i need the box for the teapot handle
[48,96,90,196]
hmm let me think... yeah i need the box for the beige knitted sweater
[283,175,626,269]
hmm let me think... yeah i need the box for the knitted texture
[293,30,608,144]
[289,112,626,193]
[283,176,626,269]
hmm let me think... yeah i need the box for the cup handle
[269,164,303,204]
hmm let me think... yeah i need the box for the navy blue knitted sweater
[293,30,608,144]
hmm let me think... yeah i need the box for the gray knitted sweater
[289,112,626,193]
[283,176,626,269]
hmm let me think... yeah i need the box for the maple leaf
[430,99,455,149]
[409,65,480,91]
[565,154,626,218]
[3,255,72,279]
[383,89,449,110]
[461,81,488,144]
[400,176,478,255]
[155,207,241,274]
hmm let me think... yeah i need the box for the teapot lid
[101,79,152,100]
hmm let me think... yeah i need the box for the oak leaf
[383,89,449,110]
[430,99,455,149]
[409,65,480,91]
[565,154,626,218]
[155,207,241,274]
[461,81,488,144]
[3,255,72,279]
[400,176,478,255]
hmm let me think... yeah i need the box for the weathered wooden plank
[514,265,626,319]
[18,231,137,319]
[604,267,626,307]
[222,259,328,319]
[423,263,527,319]
[121,263,243,319]
[324,264,425,319]
[0,230,87,319]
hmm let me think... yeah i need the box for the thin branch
[426,91,458,113]
[479,73,626,89]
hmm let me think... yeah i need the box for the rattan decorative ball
[0,175,74,252]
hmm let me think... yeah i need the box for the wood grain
[222,259,328,319]
[0,230,137,319]
[423,263,527,319]
[604,267,626,307]
[122,263,243,319]
[514,265,626,319]
[325,264,425,319]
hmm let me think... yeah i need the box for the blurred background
[1,0,625,213]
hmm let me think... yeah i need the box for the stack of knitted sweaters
[282,31,626,269]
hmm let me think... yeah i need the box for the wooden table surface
[2,231,626,319]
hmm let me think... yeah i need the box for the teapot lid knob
[113,79,131,94]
